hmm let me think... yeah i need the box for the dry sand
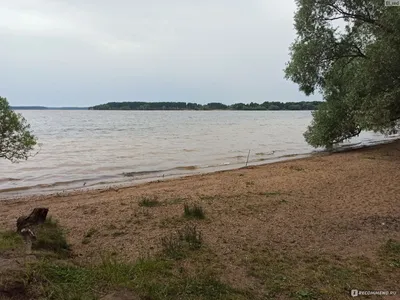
[1,140,399,296]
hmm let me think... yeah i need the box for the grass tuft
[138,197,161,207]
[29,255,244,300]
[33,217,70,257]
[177,224,203,250]
[183,203,205,219]
[161,224,203,259]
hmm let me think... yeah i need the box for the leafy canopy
[285,0,400,148]
[0,96,37,161]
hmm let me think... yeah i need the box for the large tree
[285,0,400,148]
[0,97,37,161]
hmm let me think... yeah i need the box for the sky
[0,0,319,107]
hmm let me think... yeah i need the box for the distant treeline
[89,101,322,111]
[11,106,88,110]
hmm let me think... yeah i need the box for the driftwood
[16,208,49,254]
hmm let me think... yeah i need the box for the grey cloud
[1,0,319,106]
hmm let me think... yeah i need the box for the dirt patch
[0,280,27,300]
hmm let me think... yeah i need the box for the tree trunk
[16,208,49,232]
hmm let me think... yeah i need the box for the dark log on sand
[16,208,49,254]
[16,208,48,233]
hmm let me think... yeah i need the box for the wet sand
[0,140,399,295]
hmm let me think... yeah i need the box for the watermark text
[351,290,397,297]
[385,0,400,6]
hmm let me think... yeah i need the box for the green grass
[32,217,70,257]
[138,197,161,207]
[160,224,203,259]
[183,204,205,219]
[29,255,246,300]
[245,250,383,300]
[381,239,400,268]
[0,230,23,252]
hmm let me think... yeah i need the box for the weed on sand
[183,203,205,219]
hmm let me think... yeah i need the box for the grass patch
[381,239,400,268]
[245,250,382,299]
[161,224,203,259]
[183,203,205,219]
[29,255,245,300]
[0,230,23,252]
[33,217,70,257]
[138,198,160,207]
[138,197,161,207]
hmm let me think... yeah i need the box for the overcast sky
[1,0,319,107]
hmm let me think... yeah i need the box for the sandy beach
[1,140,399,299]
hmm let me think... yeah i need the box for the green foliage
[89,101,322,111]
[183,203,205,219]
[0,230,23,252]
[0,96,37,161]
[30,256,242,300]
[285,0,400,148]
[33,217,70,257]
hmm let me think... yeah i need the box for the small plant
[183,203,205,219]
[161,224,203,259]
[177,224,202,250]
[138,197,161,207]
[161,233,184,259]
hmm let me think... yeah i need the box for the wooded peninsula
[88,101,321,111]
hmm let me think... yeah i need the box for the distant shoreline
[89,101,322,111]
[11,106,88,110]
[11,101,323,111]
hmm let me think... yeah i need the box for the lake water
[0,110,398,198]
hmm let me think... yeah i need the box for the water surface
[0,110,397,198]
